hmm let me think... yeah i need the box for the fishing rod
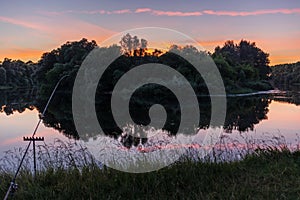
[4,75,69,200]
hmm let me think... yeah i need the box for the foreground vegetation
[1,148,300,200]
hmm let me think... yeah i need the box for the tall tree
[119,33,148,56]
[35,38,97,89]
[214,40,271,80]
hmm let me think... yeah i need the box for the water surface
[0,88,300,159]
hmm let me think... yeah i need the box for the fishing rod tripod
[3,75,69,200]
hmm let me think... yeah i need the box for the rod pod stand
[3,75,69,200]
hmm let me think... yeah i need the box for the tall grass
[1,135,300,199]
[0,139,100,174]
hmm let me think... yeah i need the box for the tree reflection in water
[1,88,299,149]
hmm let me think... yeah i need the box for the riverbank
[1,148,300,199]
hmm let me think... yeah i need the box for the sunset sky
[0,0,299,65]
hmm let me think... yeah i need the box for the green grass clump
[1,148,300,200]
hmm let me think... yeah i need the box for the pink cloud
[40,8,300,17]
[135,8,152,13]
[82,10,107,15]
[0,16,44,30]
[112,9,131,14]
[39,9,132,16]
[134,8,202,16]
[0,13,116,62]
[152,10,202,16]
[203,8,300,16]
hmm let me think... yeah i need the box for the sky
[0,0,299,65]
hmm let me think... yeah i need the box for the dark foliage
[271,61,300,86]
[0,58,37,88]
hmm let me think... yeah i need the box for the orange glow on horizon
[0,49,43,62]
[0,35,111,63]
[1,38,299,65]
[269,54,300,65]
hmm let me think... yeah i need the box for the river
[0,87,300,166]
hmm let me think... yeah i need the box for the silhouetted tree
[120,33,148,56]
[35,38,97,95]
[214,40,271,80]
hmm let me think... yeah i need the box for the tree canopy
[34,38,98,95]
[120,33,148,56]
[213,40,271,79]
[212,40,272,92]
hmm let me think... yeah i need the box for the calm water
[0,88,300,159]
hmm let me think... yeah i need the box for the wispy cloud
[135,8,202,16]
[135,8,152,13]
[40,8,300,17]
[39,9,132,16]
[0,14,116,61]
[113,9,131,14]
[0,16,45,30]
[143,8,300,17]
[151,10,202,16]
[203,8,300,16]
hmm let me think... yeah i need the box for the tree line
[0,35,276,94]
[271,62,300,86]
[0,58,37,88]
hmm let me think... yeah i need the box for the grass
[1,141,300,199]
